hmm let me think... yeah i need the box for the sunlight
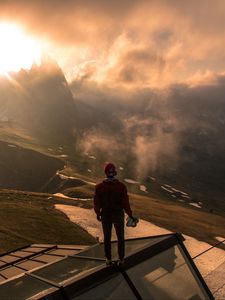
[0,22,41,74]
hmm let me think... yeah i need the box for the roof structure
[0,233,214,299]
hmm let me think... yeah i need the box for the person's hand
[97,214,102,222]
[129,215,139,223]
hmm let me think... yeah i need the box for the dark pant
[102,217,124,260]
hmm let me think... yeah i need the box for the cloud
[134,133,178,179]
[0,1,138,44]
[70,65,225,182]
[1,1,225,87]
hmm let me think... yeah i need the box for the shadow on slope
[0,140,64,192]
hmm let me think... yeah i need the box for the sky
[1,0,225,87]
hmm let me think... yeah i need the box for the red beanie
[104,163,117,176]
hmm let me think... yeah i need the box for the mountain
[0,57,76,145]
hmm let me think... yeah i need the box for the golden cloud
[1,0,225,86]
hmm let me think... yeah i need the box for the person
[94,163,134,266]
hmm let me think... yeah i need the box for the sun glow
[0,23,41,74]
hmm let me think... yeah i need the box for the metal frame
[178,241,214,300]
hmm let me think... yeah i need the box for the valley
[0,59,224,257]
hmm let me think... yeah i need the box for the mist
[69,69,225,196]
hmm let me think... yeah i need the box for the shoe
[116,258,125,266]
[105,259,113,266]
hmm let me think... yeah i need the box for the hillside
[0,189,95,254]
[44,178,225,249]
[0,185,224,255]
[0,153,224,255]
[0,140,64,191]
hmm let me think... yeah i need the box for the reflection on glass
[32,257,104,284]
[0,275,56,299]
[127,246,209,300]
[78,236,166,259]
[72,273,136,300]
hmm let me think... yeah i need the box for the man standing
[94,163,134,265]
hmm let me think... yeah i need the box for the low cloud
[71,67,225,180]
[134,133,178,179]
[1,1,225,87]
[78,130,119,154]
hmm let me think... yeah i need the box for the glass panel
[127,245,210,300]
[32,257,104,284]
[11,251,32,258]
[32,254,62,263]
[0,261,7,267]
[0,266,24,279]
[57,245,88,250]
[22,247,49,253]
[32,244,55,248]
[0,274,58,299]
[72,273,136,300]
[47,249,80,256]
[124,237,168,257]
[16,260,45,271]
[78,236,167,259]
[0,255,20,263]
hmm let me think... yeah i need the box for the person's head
[104,163,117,178]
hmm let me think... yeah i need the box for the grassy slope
[0,183,224,255]
[60,182,225,248]
[0,190,96,254]
[129,193,225,247]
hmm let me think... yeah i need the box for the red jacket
[94,179,132,217]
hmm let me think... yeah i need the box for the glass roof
[32,256,104,284]
[0,274,58,299]
[74,272,137,300]
[126,245,209,300]
[0,244,85,281]
[77,235,169,259]
[0,234,213,300]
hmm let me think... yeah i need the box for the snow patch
[125,179,140,184]
[161,186,173,193]
[170,187,188,196]
[56,172,76,180]
[54,193,91,201]
[189,202,202,208]
[182,195,191,199]
[88,155,96,160]
[215,236,225,242]
[140,185,148,193]
[164,184,172,188]
[8,144,17,148]
[54,193,71,199]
